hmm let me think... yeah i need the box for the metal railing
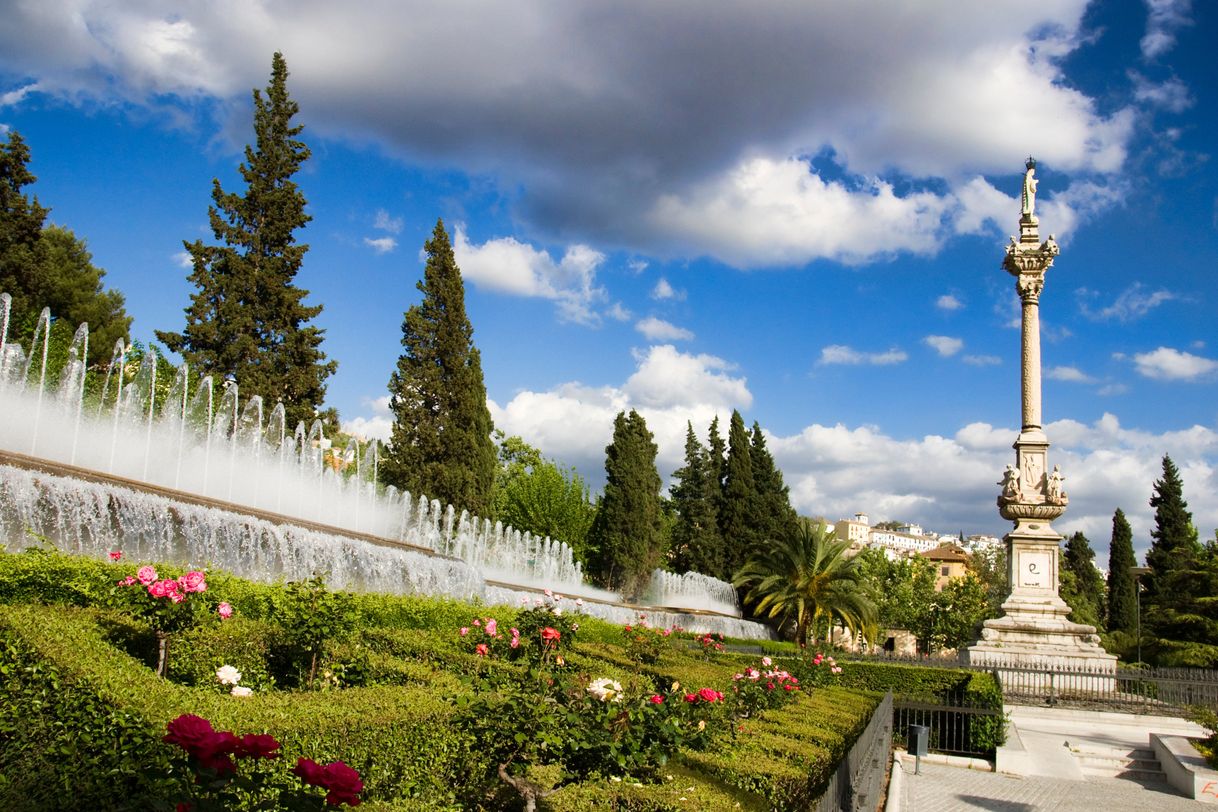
[892,700,1002,758]
[813,691,893,812]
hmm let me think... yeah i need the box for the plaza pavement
[891,704,1209,810]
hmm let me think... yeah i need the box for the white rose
[215,665,242,686]
[231,685,253,697]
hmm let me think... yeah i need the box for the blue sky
[1,0,1215,566]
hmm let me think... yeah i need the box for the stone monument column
[967,159,1115,680]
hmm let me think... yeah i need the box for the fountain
[0,294,759,636]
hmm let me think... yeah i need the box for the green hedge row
[0,604,479,811]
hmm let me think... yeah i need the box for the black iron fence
[892,700,1003,759]
[813,691,893,812]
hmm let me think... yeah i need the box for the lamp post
[1131,566,1151,664]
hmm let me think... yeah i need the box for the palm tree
[733,520,877,648]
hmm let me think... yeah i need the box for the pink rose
[117,576,136,587]
[485,619,498,636]
[170,592,186,604]
[137,566,158,586]
[180,571,207,593]
[108,551,122,562]
[475,643,489,657]
[698,687,723,703]
[459,627,469,636]
[472,619,481,627]
[217,602,234,619]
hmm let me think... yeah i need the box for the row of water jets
[0,293,740,614]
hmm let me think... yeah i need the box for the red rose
[649,694,664,704]
[196,730,239,775]
[684,693,697,703]
[293,757,327,787]
[236,733,281,760]
[322,760,364,806]
[540,627,561,642]
[697,687,722,703]
[164,714,216,754]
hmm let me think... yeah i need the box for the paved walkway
[899,760,1200,811]
[895,704,1209,810]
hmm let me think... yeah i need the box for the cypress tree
[669,422,723,577]
[706,416,728,522]
[1106,508,1138,634]
[1144,454,1201,606]
[719,409,758,578]
[1061,531,1105,629]
[587,410,664,595]
[382,219,496,515]
[749,421,798,546]
[157,53,334,428]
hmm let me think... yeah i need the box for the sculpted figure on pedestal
[1045,464,1067,505]
[999,464,1021,503]
[1022,158,1038,218]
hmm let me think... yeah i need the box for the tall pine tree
[749,421,798,547]
[1106,508,1138,634]
[1061,531,1105,629]
[588,410,664,595]
[382,219,496,515]
[669,422,723,576]
[157,53,334,428]
[719,409,758,578]
[1144,454,1201,606]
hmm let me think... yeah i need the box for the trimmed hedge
[0,604,478,810]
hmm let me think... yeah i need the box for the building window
[941,566,950,576]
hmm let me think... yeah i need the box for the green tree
[669,422,724,577]
[706,416,727,528]
[1106,508,1138,634]
[1,132,130,364]
[971,543,1009,618]
[1061,531,1105,630]
[749,421,798,547]
[854,546,936,635]
[719,409,758,577]
[1145,455,1201,603]
[587,410,665,595]
[921,575,989,653]
[157,53,335,428]
[491,434,597,564]
[381,219,497,515]
[733,520,876,648]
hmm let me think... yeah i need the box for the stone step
[1069,745,1166,781]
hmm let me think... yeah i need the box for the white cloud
[651,157,952,267]
[490,345,751,481]
[936,294,964,312]
[453,227,607,324]
[0,1,1141,265]
[1130,72,1193,113]
[606,302,631,322]
[818,345,908,366]
[373,209,403,234]
[628,259,649,274]
[172,251,192,269]
[1097,383,1129,396]
[1131,347,1218,381]
[952,176,1015,235]
[963,354,1002,367]
[363,236,397,254]
[924,335,964,357]
[1141,0,1193,59]
[651,278,685,301]
[1046,366,1097,384]
[1077,283,1179,322]
[0,83,38,107]
[341,395,393,442]
[635,317,693,342]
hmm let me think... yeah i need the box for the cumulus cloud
[651,278,685,301]
[172,250,192,269]
[635,317,693,342]
[452,227,607,324]
[1046,366,1097,384]
[924,335,964,357]
[1131,346,1218,381]
[364,236,397,254]
[0,83,38,107]
[963,354,1002,367]
[1077,283,1180,322]
[341,395,393,442]
[0,0,1140,266]
[936,294,964,312]
[818,345,908,366]
[490,344,752,479]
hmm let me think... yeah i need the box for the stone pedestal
[965,159,1116,689]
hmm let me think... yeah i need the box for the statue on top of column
[1021,157,1038,219]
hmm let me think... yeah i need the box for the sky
[1,0,1215,569]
